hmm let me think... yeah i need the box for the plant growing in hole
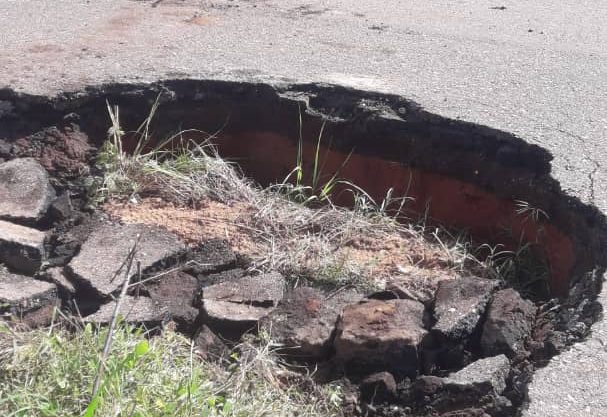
[514,199,549,223]
[275,117,345,205]
[478,241,551,297]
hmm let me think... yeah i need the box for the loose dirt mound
[103,197,460,294]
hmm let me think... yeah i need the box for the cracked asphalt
[1,1,606,415]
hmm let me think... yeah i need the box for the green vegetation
[0,321,342,417]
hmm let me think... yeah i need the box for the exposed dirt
[8,122,95,181]
[103,197,460,293]
[103,198,261,254]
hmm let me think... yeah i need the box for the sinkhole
[0,79,605,417]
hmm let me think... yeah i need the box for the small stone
[0,268,58,324]
[49,193,73,221]
[66,222,185,297]
[481,288,537,357]
[442,355,510,396]
[414,375,444,397]
[84,296,166,325]
[334,299,428,377]
[0,220,46,274]
[433,276,499,340]
[194,325,228,360]
[202,272,285,337]
[145,271,200,330]
[0,158,56,222]
[43,266,77,296]
[386,282,433,305]
[360,372,397,402]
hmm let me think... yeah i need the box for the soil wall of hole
[0,79,605,301]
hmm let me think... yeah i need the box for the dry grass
[92,102,490,295]
[99,150,481,294]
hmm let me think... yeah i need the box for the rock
[360,372,397,402]
[42,266,77,297]
[414,375,445,397]
[0,220,46,274]
[84,296,166,325]
[481,288,537,357]
[66,222,185,297]
[199,268,247,288]
[0,158,56,222]
[145,271,200,330]
[0,268,58,325]
[48,192,73,221]
[334,299,428,377]
[202,272,285,338]
[184,239,240,276]
[442,355,510,396]
[261,286,361,359]
[433,276,499,340]
[386,281,433,305]
[194,325,228,360]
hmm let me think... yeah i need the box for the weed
[514,199,549,223]
[477,241,551,297]
[276,119,353,205]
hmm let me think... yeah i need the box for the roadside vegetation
[0,320,341,417]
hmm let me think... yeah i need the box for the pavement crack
[588,159,600,205]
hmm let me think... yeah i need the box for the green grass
[0,322,342,417]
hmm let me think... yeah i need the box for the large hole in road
[1,80,605,416]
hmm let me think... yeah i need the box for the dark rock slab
[202,272,285,337]
[198,268,247,289]
[334,299,427,377]
[184,239,240,276]
[481,288,537,357]
[0,158,56,222]
[84,296,166,325]
[261,286,361,359]
[433,276,499,340]
[0,268,58,325]
[360,371,397,402]
[145,271,200,330]
[417,355,512,415]
[66,222,185,298]
[0,220,46,274]
[442,354,510,396]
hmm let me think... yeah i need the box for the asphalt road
[1,1,606,415]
